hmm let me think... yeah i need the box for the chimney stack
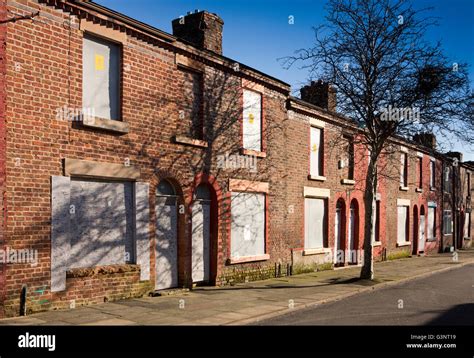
[300,80,337,112]
[413,133,437,149]
[172,10,224,55]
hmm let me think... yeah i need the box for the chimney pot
[172,11,224,55]
[300,81,337,112]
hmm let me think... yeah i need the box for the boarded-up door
[419,215,426,252]
[155,196,178,290]
[192,200,211,282]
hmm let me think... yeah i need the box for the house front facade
[0,0,471,317]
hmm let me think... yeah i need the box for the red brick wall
[0,0,7,318]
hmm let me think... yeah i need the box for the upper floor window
[343,135,354,180]
[310,126,324,177]
[400,152,408,188]
[444,166,452,193]
[179,67,203,140]
[429,160,436,190]
[83,33,121,120]
[418,157,423,189]
[242,89,262,152]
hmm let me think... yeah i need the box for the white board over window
[242,89,262,151]
[230,192,265,258]
[310,127,322,176]
[83,34,120,120]
[305,198,326,249]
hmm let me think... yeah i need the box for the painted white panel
[135,182,150,281]
[231,192,265,258]
[243,89,262,151]
[428,207,435,240]
[155,196,178,290]
[192,201,210,282]
[397,206,408,243]
[83,34,120,120]
[51,176,71,292]
[310,127,322,177]
[419,215,426,252]
[304,198,325,249]
[69,179,134,269]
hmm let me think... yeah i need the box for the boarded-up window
[343,135,354,179]
[418,157,423,189]
[69,179,134,269]
[310,127,323,176]
[430,160,435,189]
[464,213,471,239]
[243,89,262,151]
[443,210,452,235]
[305,198,327,249]
[83,34,121,120]
[397,205,409,243]
[230,192,265,257]
[428,206,436,240]
[400,153,408,186]
[179,68,203,139]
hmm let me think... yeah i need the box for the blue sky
[95,0,474,160]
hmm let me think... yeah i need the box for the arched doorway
[348,200,359,264]
[419,206,426,253]
[191,184,212,284]
[155,179,179,290]
[413,205,418,255]
[334,199,346,266]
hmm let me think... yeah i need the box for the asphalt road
[258,264,474,325]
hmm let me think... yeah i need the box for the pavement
[1,249,473,326]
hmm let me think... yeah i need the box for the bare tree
[282,0,473,279]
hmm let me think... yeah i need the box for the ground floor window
[464,212,471,239]
[427,206,436,241]
[69,179,135,269]
[230,192,266,258]
[443,210,453,235]
[304,198,327,249]
[397,205,409,244]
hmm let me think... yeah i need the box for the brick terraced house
[0,0,472,317]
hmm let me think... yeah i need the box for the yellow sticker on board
[95,54,105,71]
[248,113,255,124]
[312,144,318,152]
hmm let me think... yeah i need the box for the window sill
[396,241,411,247]
[426,238,437,242]
[373,241,382,247]
[227,254,270,265]
[415,188,423,193]
[464,237,471,240]
[240,148,266,158]
[430,187,436,191]
[308,175,327,182]
[82,116,129,134]
[303,248,331,256]
[174,135,208,148]
[341,179,355,185]
[66,264,140,278]
[399,186,409,191]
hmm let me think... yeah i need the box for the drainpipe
[19,285,27,316]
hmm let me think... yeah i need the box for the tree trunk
[360,155,377,280]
